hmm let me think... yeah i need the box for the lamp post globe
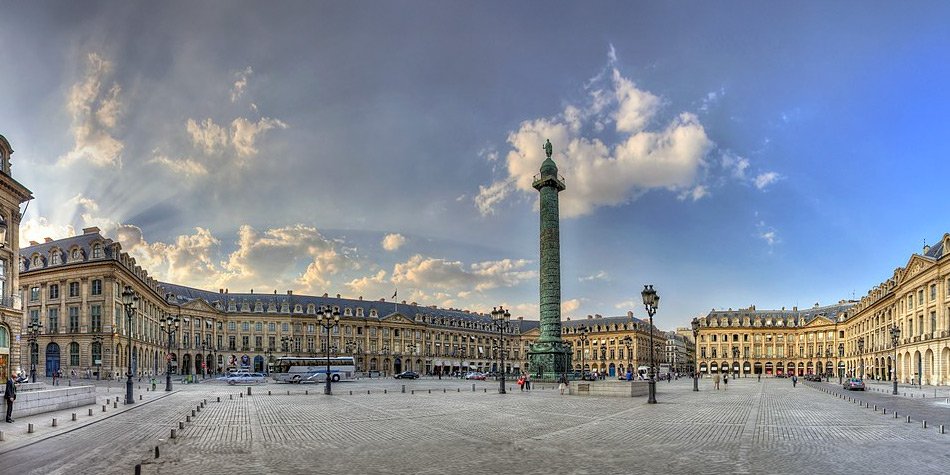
[491,306,510,394]
[690,319,700,391]
[641,284,659,404]
[319,306,340,395]
[622,335,633,381]
[578,326,589,380]
[857,336,865,380]
[121,286,137,405]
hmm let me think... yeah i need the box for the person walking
[723,373,729,390]
[5,373,16,423]
[558,375,568,395]
[518,374,525,392]
[713,373,721,390]
[791,375,798,387]
[524,373,532,391]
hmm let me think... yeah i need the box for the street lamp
[857,336,865,381]
[264,348,273,376]
[405,343,416,372]
[641,284,659,404]
[690,320,699,391]
[491,306,510,394]
[578,326,589,380]
[622,335,633,381]
[91,334,103,381]
[281,336,292,356]
[317,306,340,395]
[26,319,43,383]
[890,325,901,395]
[121,285,138,405]
[159,311,181,391]
[837,343,844,385]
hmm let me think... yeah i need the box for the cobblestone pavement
[4,377,950,474]
[807,379,950,428]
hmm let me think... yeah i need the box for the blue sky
[2,2,949,329]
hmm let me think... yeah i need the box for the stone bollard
[411,390,415,395]
[384,389,387,394]
[907,416,912,423]
[472,384,475,392]
[883,408,887,415]
[186,415,191,423]
[268,390,272,396]
[940,425,945,434]
[349,391,352,395]
[873,405,877,411]
[113,401,118,409]
[443,389,445,393]
[155,446,160,458]
[894,412,898,419]
[247,387,252,396]
[305,390,308,395]
[135,464,141,475]
[28,423,34,433]
[72,413,77,421]
[52,418,57,427]
[287,391,290,395]
[484,388,487,393]
[217,396,221,402]
[0,431,4,441]
[402,385,406,394]
[457,388,460,392]
[171,428,177,439]
[179,421,185,429]
[923,420,927,428]
[230,394,233,400]
[367,390,370,394]
[191,410,196,417]
[102,405,107,412]
[88,408,93,416]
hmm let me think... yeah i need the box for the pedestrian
[757,374,761,382]
[525,374,532,391]
[518,374,525,391]
[4,373,16,423]
[723,373,728,389]
[558,375,567,395]
[713,373,721,390]
[792,375,798,387]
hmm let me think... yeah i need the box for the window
[242,336,249,350]
[92,244,103,259]
[29,309,39,324]
[228,336,236,350]
[918,289,924,305]
[70,342,80,366]
[30,286,40,301]
[71,249,79,260]
[91,279,102,295]
[48,308,59,333]
[268,322,276,331]
[255,336,262,349]
[255,322,263,332]
[930,312,936,334]
[908,295,914,310]
[91,305,102,332]
[69,282,80,297]
[228,321,236,331]
[282,322,289,332]
[49,284,59,300]
[51,252,61,265]
[242,322,250,331]
[69,307,80,333]
[91,342,102,365]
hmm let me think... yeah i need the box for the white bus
[271,356,357,383]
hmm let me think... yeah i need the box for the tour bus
[271,356,357,383]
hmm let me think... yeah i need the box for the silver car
[843,378,865,391]
[226,372,267,385]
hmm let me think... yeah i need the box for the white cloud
[561,298,581,315]
[20,217,76,245]
[344,270,390,299]
[578,271,609,282]
[614,300,639,311]
[381,233,406,251]
[755,219,779,249]
[186,118,229,155]
[477,64,713,218]
[230,66,253,103]
[58,53,124,167]
[754,172,780,190]
[230,117,288,157]
[760,230,777,246]
[677,185,709,202]
[391,255,536,295]
[150,153,209,177]
[721,153,750,179]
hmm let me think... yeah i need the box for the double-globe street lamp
[622,335,633,381]
[26,319,43,383]
[405,343,416,372]
[121,286,138,405]
[641,284,660,404]
[317,306,340,395]
[491,306,510,394]
[890,325,901,395]
[91,334,103,381]
[838,343,844,385]
[690,319,700,391]
[159,311,181,392]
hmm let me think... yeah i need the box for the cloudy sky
[2,2,950,329]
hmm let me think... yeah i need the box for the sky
[2,1,950,330]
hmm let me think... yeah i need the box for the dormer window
[33,255,41,268]
[92,244,103,259]
[370,309,377,317]
[71,249,80,260]
[51,251,61,265]
[294,304,302,313]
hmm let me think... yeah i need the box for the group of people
[516,372,532,391]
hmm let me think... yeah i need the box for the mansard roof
[19,229,117,272]
[700,301,855,328]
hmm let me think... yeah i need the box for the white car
[225,372,267,385]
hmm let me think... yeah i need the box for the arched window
[33,255,41,268]
[0,326,8,349]
[51,251,61,265]
[71,249,80,260]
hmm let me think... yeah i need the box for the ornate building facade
[0,134,33,381]
[556,313,667,378]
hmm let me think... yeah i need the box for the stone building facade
[0,134,33,380]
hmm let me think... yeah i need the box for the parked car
[805,374,823,382]
[465,372,486,380]
[843,378,866,391]
[225,372,267,385]
[394,371,420,379]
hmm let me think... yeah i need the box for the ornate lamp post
[26,319,43,383]
[91,334,103,381]
[578,326,589,380]
[857,336,865,381]
[491,306,510,394]
[281,336,292,356]
[159,311,180,391]
[622,335,633,380]
[837,343,844,385]
[317,306,340,395]
[405,343,416,372]
[641,285,659,404]
[690,320,700,391]
[889,325,900,395]
[121,286,138,404]
[264,348,272,376]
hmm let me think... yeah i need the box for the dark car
[804,374,822,382]
[394,371,420,379]
[843,378,865,391]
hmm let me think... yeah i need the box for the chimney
[29,240,38,246]
[287,290,292,295]
[82,226,100,235]
[587,315,593,319]
[627,311,633,318]
[359,296,363,300]
[518,316,523,320]
[566,317,571,321]
[250,289,254,294]
[219,289,224,293]
[44,237,53,243]
[336,294,341,298]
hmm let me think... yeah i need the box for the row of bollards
[815,385,946,437]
